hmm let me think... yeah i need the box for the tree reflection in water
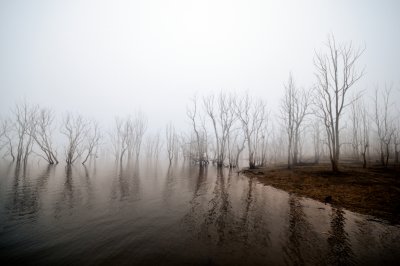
[283,195,325,265]
[327,208,354,265]
[0,161,399,265]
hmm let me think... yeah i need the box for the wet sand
[242,163,400,224]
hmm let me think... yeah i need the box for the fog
[1,0,399,131]
[1,0,400,169]
[2,2,400,265]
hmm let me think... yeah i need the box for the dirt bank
[242,163,400,224]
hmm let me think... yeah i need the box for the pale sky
[1,0,399,131]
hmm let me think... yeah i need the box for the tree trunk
[331,159,339,172]
[362,151,367,168]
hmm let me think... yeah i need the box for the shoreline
[241,163,400,224]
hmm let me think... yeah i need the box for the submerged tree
[109,117,123,162]
[235,93,268,169]
[61,113,88,164]
[165,122,176,165]
[0,118,15,161]
[226,127,246,168]
[11,101,39,165]
[144,131,163,161]
[127,112,147,161]
[187,95,208,166]
[313,35,364,171]
[203,92,236,167]
[82,119,102,165]
[111,113,147,165]
[32,108,59,164]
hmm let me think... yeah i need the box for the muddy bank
[242,163,400,224]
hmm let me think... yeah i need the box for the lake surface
[0,160,399,265]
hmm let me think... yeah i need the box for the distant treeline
[1,35,399,171]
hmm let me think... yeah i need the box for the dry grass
[242,163,400,224]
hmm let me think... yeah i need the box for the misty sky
[1,0,399,131]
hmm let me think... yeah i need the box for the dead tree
[145,131,163,161]
[350,98,369,167]
[123,112,148,162]
[0,118,6,152]
[269,125,286,165]
[166,122,176,165]
[0,118,15,161]
[360,101,370,168]
[119,118,129,164]
[292,89,311,165]
[280,74,295,168]
[32,108,59,164]
[235,93,268,169]
[61,113,88,164]
[374,86,395,167]
[109,117,123,162]
[203,92,236,167]
[257,114,271,167]
[394,121,399,164]
[11,101,39,165]
[312,119,321,164]
[130,112,148,160]
[187,95,208,166]
[82,119,101,165]
[227,127,246,168]
[313,35,364,172]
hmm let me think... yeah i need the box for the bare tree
[109,117,123,162]
[374,86,395,167]
[269,125,286,165]
[281,74,295,168]
[187,95,208,165]
[227,127,246,168]
[235,93,268,169]
[82,119,102,165]
[313,35,364,171]
[257,113,272,167]
[311,119,321,163]
[292,90,311,165]
[280,74,310,167]
[61,113,88,164]
[394,120,400,164]
[112,113,148,165]
[166,122,176,165]
[0,118,13,161]
[11,101,39,165]
[203,92,236,167]
[118,118,129,164]
[0,118,15,161]
[350,98,369,168]
[0,118,5,149]
[126,112,147,160]
[145,131,163,161]
[31,108,59,164]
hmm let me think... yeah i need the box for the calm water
[0,160,399,265]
